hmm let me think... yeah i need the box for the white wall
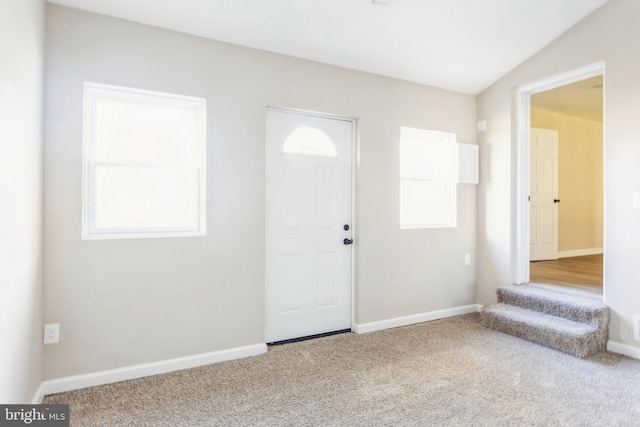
[0,0,45,403]
[477,0,640,349]
[43,5,476,379]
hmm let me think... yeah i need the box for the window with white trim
[83,83,206,240]
[400,127,457,229]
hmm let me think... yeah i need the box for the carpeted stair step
[481,303,607,358]
[481,284,609,358]
[496,284,608,327]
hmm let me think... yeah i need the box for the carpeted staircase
[481,283,609,358]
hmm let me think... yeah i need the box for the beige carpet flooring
[45,313,640,426]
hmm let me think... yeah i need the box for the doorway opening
[513,62,605,296]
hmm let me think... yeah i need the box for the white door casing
[265,109,352,343]
[530,127,559,261]
[513,61,603,284]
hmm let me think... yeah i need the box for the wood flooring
[529,254,603,291]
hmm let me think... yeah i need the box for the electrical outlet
[44,323,60,344]
[465,254,471,266]
[634,315,640,342]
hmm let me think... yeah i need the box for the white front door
[530,127,559,261]
[265,109,352,343]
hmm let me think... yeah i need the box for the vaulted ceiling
[47,0,608,94]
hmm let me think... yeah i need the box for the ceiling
[47,0,608,94]
[532,75,603,123]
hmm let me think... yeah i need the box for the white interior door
[265,109,352,343]
[530,127,559,261]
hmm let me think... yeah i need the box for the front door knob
[343,238,353,245]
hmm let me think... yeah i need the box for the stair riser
[497,289,608,327]
[481,311,607,358]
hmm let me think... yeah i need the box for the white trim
[558,248,603,258]
[518,62,605,94]
[266,105,355,123]
[607,340,640,360]
[512,87,531,284]
[352,304,482,334]
[351,119,359,329]
[30,383,45,404]
[42,344,266,396]
[513,61,605,285]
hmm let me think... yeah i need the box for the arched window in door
[282,126,338,158]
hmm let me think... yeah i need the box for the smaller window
[400,127,458,229]
[282,126,337,158]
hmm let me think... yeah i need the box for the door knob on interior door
[343,238,353,245]
[554,199,560,203]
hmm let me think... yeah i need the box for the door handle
[554,199,560,203]
[343,238,353,245]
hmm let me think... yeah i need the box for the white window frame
[82,83,206,240]
[400,127,458,229]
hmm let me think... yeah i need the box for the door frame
[265,106,358,331]
[512,61,605,285]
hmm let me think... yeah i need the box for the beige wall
[43,5,476,379]
[0,0,44,403]
[531,107,603,254]
[477,0,640,348]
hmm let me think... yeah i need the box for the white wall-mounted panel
[458,143,479,184]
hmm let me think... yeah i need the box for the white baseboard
[353,304,482,334]
[31,382,45,404]
[558,248,603,258]
[42,343,266,396]
[607,340,640,360]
